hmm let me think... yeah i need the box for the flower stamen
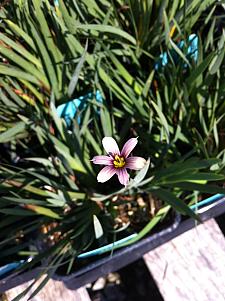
[113,155,125,168]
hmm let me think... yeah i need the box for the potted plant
[0,0,224,299]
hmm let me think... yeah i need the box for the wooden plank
[5,277,91,301]
[144,219,225,301]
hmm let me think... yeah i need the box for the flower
[91,137,146,186]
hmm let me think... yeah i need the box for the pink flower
[91,137,146,186]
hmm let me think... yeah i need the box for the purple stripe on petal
[91,155,113,165]
[102,137,120,156]
[126,156,146,170]
[117,168,129,186]
[97,166,116,183]
[121,138,138,158]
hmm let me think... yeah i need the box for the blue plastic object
[155,34,198,70]
[77,233,138,259]
[56,90,103,126]
[190,194,224,210]
[0,261,24,278]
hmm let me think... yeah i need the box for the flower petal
[116,168,129,186]
[97,166,116,183]
[102,137,120,156]
[121,138,138,158]
[91,155,113,165]
[126,156,146,170]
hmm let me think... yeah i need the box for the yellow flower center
[113,155,126,168]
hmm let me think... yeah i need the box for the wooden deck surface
[5,277,91,301]
[144,218,225,301]
[5,218,225,301]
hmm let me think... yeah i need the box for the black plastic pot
[0,195,225,293]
